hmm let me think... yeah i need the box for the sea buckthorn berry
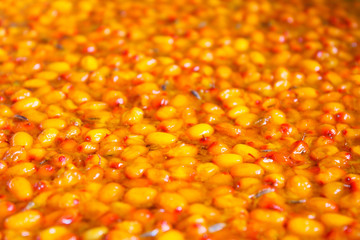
[232,144,260,161]
[294,87,318,98]
[301,59,322,72]
[23,79,48,88]
[170,95,191,108]
[52,154,72,167]
[130,123,156,135]
[315,167,345,184]
[213,193,247,209]
[318,124,337,138]
[114,221,142,234]
[157,230,184,240]
[250,209,286,225]
[235,113,258,128]
[186,123,214,140]
[163,64,181,76]
[38,226,70,240]
[46,105,64,118]
[121,145,148,161]
[125,161,151,179]
[165,157,197,169]
[47,62,71,73]
[202,103,224,115]
[230,163,264,178]
[227,105,250,119]
[64,126,81,139]
[196,163,219,181]
[167,144,198,157]
[124,187,157,208]
[135,58,157,72]
[10,131,33,149]
[286,175,312,199]
[218,88,242,101]
[262,98,279,111]
[87,166,104,181]
[320,213,353,227]
[124,135,145,145]
[82,226,108,240]
[250,51,266,65]
[188,203,220,221]
[263,173,285,188]
[57,192,80,208]
[98,183,125,203]
[122,107,144,125]
[7,162,36,177]
[229,217,247,233]
[216,66,232,79]
[256,157,284,173]
[215,122,241,137]
[37,128,59,147]
[68,90,92,105]
[35,71,58,81]
[5,210,42,230]
[0,201,15,219]
[256,192,286,211]
[321,182,347,200]
[213,154,243,168]
[339,192,360,209]
[223,97,245,109]
[3,146,27,163]
[22,109,47,124]
[310,145,339,160]
[157,192,187,212]
[11,89,31,102]
[99,143,124,157]
[169,165,195,180]
[84,128,111,142]
[55,169,82,187]
[0,160,8,175]
[78,142,99,154]
[335,112,353,124]
[156,106,177,120]
[181,107,198,125]
[80,101,108,111]
[234,38,249,52]
[298,99,319,111]
[306,197,338,213]
[178,187,204,204]
[135,73,155,84]
[210,186,234,198]
[266,109,287,124]
[106,231,139,240]
[42,90,66,104]
[0,105,14,117]
[8,176,34,201]
[12,97,41,112]
[40,118,67,130]
[158,119,183,133]
[343,174,360,184]
[325,72,342,86]
[146,132,177,146]
[102,90,127,106]
[145,168,170,184]
[322,102,345,114]
[81,56,99,71]
[208,142,229,155]
[288,217,324,237]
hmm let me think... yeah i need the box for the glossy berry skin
[0,0,360,239]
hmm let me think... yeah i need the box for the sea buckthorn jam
[0,0,360,239]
